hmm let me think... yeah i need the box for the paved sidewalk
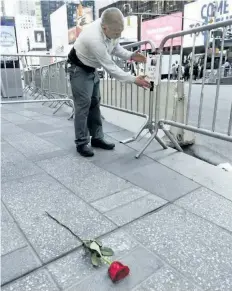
[1,102,232,291]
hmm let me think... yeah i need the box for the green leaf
[91,252,101,267]
[89,241,102,256]
[101,247,114,256]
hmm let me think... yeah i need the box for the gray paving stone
[1,142,27,166]
[175,187,232,232]
[1,160,43,183]
[17,110,43,118]
[1,174,116,262]
[90,135,135,164]
[4,131,61,157]
[37,129,65,136]
[91,187,149,212]
[48,229,138,290]
[146,147,177,161]
[1,119,11,125]
[37,128,74,150]
[1,204,27,256]
[38,155,131,202]
[1,113,32,124]
[66,246,163,291]
[94,151,154,178]
[1,246,41,285]
[105,194,167,226]
[1,269,59,291]
[40,116,73,128]
[126,204,232,291]
[133,266,203,291]
[100,229,139,257]
[1,107,13,114]
[1,123,25,137]
[28,149,71,162]
[124,162,200,201]
[18,120,58,134]
[158,152,232,201]
[102,121,123,133]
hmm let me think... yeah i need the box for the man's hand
[135,76,151,89]
[131,51,146,63]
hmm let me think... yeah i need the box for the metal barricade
[1,54,72,117]
[136,19,232,158]
[100,40,167,148]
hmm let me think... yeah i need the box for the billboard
[0,17,18,59]
[68,4,93,44]
[183,0,232,48]
[142,12,183,48]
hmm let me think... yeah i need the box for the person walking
[67,8,150,157]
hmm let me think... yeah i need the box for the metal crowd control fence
[1,54,73,117]
[135,19,232,158]
[100,40,167,149]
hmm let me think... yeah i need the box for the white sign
[183,0,232,48]
[121,16,138,41]
[28,27,46,50]
[145,54,160,84]
[50,4,69,52]
[0,26,17,55]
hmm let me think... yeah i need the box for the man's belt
[68,47,95,73]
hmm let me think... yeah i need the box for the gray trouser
[68,64,104,146]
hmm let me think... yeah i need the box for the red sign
[142,12,183,48]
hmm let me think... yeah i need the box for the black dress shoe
[91,139,115,150]
[77,145,94,157]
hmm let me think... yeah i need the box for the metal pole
[137,15,142,41]
[212,27,225,132]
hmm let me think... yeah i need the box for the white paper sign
[145,54,160,84]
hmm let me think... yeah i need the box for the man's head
[101,8,124,39]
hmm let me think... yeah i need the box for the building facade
[16,0,36,16]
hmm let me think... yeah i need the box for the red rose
[108,261,130,282]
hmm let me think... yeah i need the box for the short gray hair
[101,8,124,29]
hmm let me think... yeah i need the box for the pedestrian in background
[224,59,230,77]
[184,62,190,81]
[171,64,177,80]
[67,8,150,157]
[193,62,199,81]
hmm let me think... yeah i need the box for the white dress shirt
[73,19,136,83]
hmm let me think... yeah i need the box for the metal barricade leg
[120,116,150,144]
[135,124,169,159]
[159,122,183,152]
[53,101,66,114]
[121,83,155,145]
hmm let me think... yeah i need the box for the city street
[187,84,232,165]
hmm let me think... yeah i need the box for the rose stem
[101,256,112,265]
[45,211,84,244]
